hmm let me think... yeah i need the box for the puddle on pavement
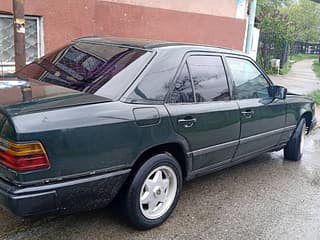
[304,127,320,150]
[311,139,320,147]
[297,128,320,186]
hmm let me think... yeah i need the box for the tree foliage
[256,1,292,71]
[284,0,320,43]
[256,0,320,73]
[256,0,320,43]
[256,0,293,41]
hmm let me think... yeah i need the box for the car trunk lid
[0,78,111,116]
[0,78,111,184]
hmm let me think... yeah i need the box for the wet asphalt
[0,128,319,240]
[1,59,320,239]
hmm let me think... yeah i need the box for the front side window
[226,57,271,100]
[187,55,230,102]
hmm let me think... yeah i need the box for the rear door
[165,53,240,172]
[225,56,286,160]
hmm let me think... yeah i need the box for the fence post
[280,41,288,68]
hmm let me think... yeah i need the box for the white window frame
[0,14,44,71]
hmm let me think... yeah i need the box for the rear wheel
[123,153,182,230]
[284,118,306,161]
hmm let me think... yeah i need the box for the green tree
[256,0,320,72]
[256,0,293,71]
[285,0,320,43]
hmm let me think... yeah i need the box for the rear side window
[187,56,230,102]
[124,50,183,104]
[169,64,194,103]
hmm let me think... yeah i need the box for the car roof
[75,36,245,55]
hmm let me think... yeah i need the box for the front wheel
[123,153,182,230]
[284,118,306,161]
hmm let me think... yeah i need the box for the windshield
[16,42,152,100]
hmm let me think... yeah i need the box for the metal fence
[257,32,288,71]
[257,31,320,72]
[291,42,320,55]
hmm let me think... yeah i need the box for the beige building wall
[0,0,248,60]
[100,0,247,19]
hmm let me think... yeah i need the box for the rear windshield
[16,42,152,100]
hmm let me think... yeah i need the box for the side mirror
[270,85,287,100]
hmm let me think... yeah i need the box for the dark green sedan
[0,37,316,229]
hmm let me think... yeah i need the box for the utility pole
[245,0,257,55]
[13,0,26,72]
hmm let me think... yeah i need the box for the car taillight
[0,138,49,171]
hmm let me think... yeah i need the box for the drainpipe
[245,0,257,54]
[13,0,26,72]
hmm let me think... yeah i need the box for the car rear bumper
[0,169,130,217]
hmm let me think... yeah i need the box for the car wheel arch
[300,111,313,133]
[130,143,189,180]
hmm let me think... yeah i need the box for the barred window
[0,14,43,76]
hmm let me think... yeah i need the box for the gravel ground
[270,59,320,95]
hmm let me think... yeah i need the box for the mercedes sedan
[0,36,316,229]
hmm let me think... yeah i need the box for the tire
[284,118,306,161]
[123,153,182,230]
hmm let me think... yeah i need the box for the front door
[166,54,240,172]
[225,56,286,160]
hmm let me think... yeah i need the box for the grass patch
[308,59,320,105]
[289,54,318,63]
[308,90,320,105]
[274,54,319,75]
[312,60,320,78]
[279,62,291,75]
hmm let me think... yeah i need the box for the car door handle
[177,118,197,128]
[241,110,255,119]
